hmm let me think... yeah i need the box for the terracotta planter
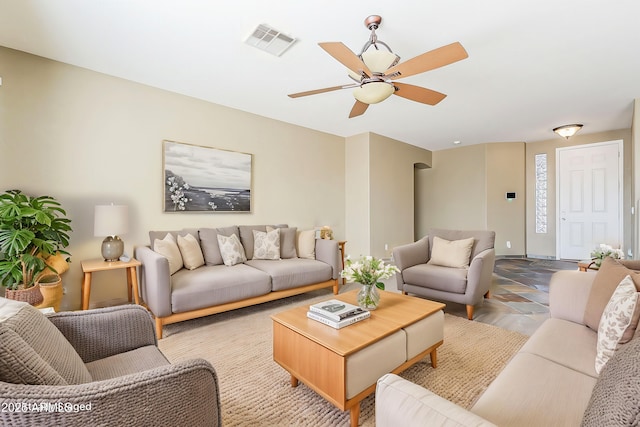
[35,274,63,312]
[5,284,44,306]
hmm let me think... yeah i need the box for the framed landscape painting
[163,140,252,212]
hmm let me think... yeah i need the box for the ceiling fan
[288,15,468,118]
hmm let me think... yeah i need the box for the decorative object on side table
[341,255,399,310]
[591,243,624,268]
[0,190,72,305]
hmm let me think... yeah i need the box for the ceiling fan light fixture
[361,50,400,74]
[553,124,583,139]
[353,82,395,104]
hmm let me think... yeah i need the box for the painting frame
[163,140,253,213]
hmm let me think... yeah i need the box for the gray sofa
[393,229,496,320]
[0,300,220,426]
[375,267,640,426]
[136,225,341,338]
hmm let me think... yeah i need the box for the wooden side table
[578,260,597,272]
[81,258,142,310]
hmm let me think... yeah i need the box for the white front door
[557,141,622,260]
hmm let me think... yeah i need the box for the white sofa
[375,265,640,426]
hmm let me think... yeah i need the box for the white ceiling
[1,0,639,151]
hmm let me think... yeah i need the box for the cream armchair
[0,299,221,426]
[392,229,496,319]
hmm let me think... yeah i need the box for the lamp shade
[94,205,128,237]
[353,82,395,104]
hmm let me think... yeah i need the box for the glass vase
[357,284,380,311]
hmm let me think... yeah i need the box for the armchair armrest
[465,248,496,301]
[315,239,340,279]
[392,237,429,289]
[135,246,173,318]
[549,270,596,324]
[0,358,221,427]
[48,305,157,363]
[376,374,496,427]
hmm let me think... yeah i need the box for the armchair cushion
[428,236,474,268]
[86,345,169,381]
[0,299,91,385]
[403,264,468,294]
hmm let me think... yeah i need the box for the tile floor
[387,258,579,336]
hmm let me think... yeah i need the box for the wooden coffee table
[271,289,445,426]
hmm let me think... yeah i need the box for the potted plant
[0,190,72,305]
[340,255,399,310]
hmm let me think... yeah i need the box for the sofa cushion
[584,257,640,331]
[154,233,184,274]
[471,352,597,426]
[245,258,331,291]
[199,226,238,266]
[268,226,298,259]
[0,298,92,385]
[252,228,281,260]
[177,233,205,270]
[297,229,316,260]
[217,233,247,267]
[581,336,640,427]
[595,275,640,374]
[86,345,169,381]
[170,264,271,313]
[402,264,468,294]
[518,317,598,378]
[428,236,474,268]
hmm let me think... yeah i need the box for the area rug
[158,287,528,426]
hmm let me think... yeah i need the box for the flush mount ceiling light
[288,15,468,118]
[553,124,583,139]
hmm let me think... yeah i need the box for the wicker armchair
[0,299,220,426]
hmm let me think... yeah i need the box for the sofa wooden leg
[155,318,164,339]
[484,290,491,299]
[466,305,474,320]
[332,279,339,295]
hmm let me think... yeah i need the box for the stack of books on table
[307,299,370,329]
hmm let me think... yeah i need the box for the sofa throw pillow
[177,233,205,270]
[252,228,281,260]
[595,275,640,374]
[428,236,475,269]
[584,257,640,331]
[153,233,184,275]
[199,226,239,266]
[297,229,316,260]
[267,226,298,259]
[582,335,640,426]
[217,233,247,266]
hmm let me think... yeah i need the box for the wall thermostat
[506,192,516,200]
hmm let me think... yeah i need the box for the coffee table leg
[430,348,438,368]
[290,375,299,387]
[350,404,360,427]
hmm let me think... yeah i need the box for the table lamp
[94,204,128,261]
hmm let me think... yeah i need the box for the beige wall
[415,144,488,237]
[525,129,632,258]
[345,132,432,259]
[633,99,639,258]
[486,142,526,255]
[0,47,345,310]
[415,142,525,256]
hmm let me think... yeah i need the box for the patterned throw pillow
[216,233,247,266]
[595,275,640,373]
[252,228,281,260]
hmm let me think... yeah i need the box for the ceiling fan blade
[288,84,357,98]
[392,82,447,105]
[319,42,373,77]
[349,100,369,118]
[385,42,468,79]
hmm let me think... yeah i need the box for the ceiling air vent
[245,24,296,56]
